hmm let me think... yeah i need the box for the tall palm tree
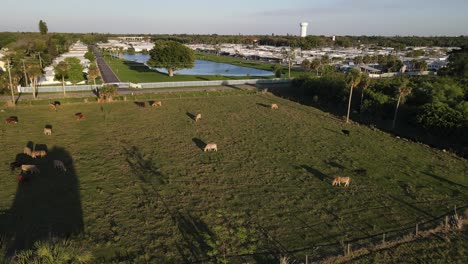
[55,61,70,97]
[392,79,412,129]
[282,48,295,78]
[358,73,371,113]
[87,63,101,89]
[310,59,321,76]
[345,68,362,123]
[301,59,310,71]
[26,63,42,99]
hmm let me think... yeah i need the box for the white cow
[204,143,218,152]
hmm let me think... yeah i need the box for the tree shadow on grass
[300,165,329,182]
[0,145,83,255]
[422,172,468,190]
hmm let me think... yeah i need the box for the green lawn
[104,55,274,83]
[0,92,467,263]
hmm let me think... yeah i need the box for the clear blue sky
[1,0,467,36]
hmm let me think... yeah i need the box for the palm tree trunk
[168,68,174,77]
[288,60,291,78]
[62,76,66,97]
[346,86,354,123]
[392,95,402,129]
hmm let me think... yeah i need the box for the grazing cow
[151,101,162,107]
[5,117,18,124]
[341,130,350,136]
[48,103,57,111]
[10,161,22,172]
[23,147,32,156]
[332,176,351,187]
[54,160,67,172]
[21,164,40,174]
[44,127,52,135]
[75,113,85,121]
[271,104,279,110]
[195,114,202,122]
[204,143,218,152]
[31,150,47,158]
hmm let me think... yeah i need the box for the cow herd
[4,98,352,187]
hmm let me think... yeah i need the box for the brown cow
[31,150,47,158]
[195,114,202,122]
[5,117,18,124]
[332,176,351,187]
[21,164,40,174]
[75,113,85,120]
[271,104,279,110]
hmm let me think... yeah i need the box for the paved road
[93,46,120,83]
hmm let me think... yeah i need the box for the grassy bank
[1,93,467,263]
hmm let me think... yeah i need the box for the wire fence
[17,79,291,93]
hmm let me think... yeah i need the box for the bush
[416,103,466,135]
[99,84,118,101]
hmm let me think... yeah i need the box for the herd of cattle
[4,99,351,187]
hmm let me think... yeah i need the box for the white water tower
[300,22,309,37]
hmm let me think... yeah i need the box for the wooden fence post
[445,216,449,228]
[347,243,351,256]
[415,224,419,236]
[306,255,308,264]
[382,233,386,244]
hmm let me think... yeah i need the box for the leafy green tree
[412,60,428,72]
[38,20,48,35]
[87,63,100,88]
[64,57,84,85]
[392,79,412,129]
[84,51,95,62]
[26,63,42,99]
[440,46,468,80]
[99,84,118,102]
[416,103,465,135]
[271,64,282,78]
[54,61,70,97]
[358,73,371,112]
[321,55,331,65]
[310,59,321,76]
[301,59,310,70]
[147,40,195,77]
[345,68,362,123]
[354,56,363,65]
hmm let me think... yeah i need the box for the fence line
[17,79,291,93]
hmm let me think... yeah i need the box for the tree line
[290,47,468,150]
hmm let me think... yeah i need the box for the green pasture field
[0,92,467,263]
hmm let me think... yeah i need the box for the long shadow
[0,144,83,255]
[322,127,341,135]
[324,160,346,170]
[256,103,270,108]
[174,211,213,262]
[300,165,329,182]
[123,61,154,73]
[423,172,468,190]
[192,138,206,151]
[186,112,196,121]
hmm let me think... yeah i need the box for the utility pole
[7,60,15,106]
[21,59,29,87]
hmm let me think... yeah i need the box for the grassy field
[103,55,272,83]
[0,92,467,263]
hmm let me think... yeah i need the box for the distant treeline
[149,34,468,49]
